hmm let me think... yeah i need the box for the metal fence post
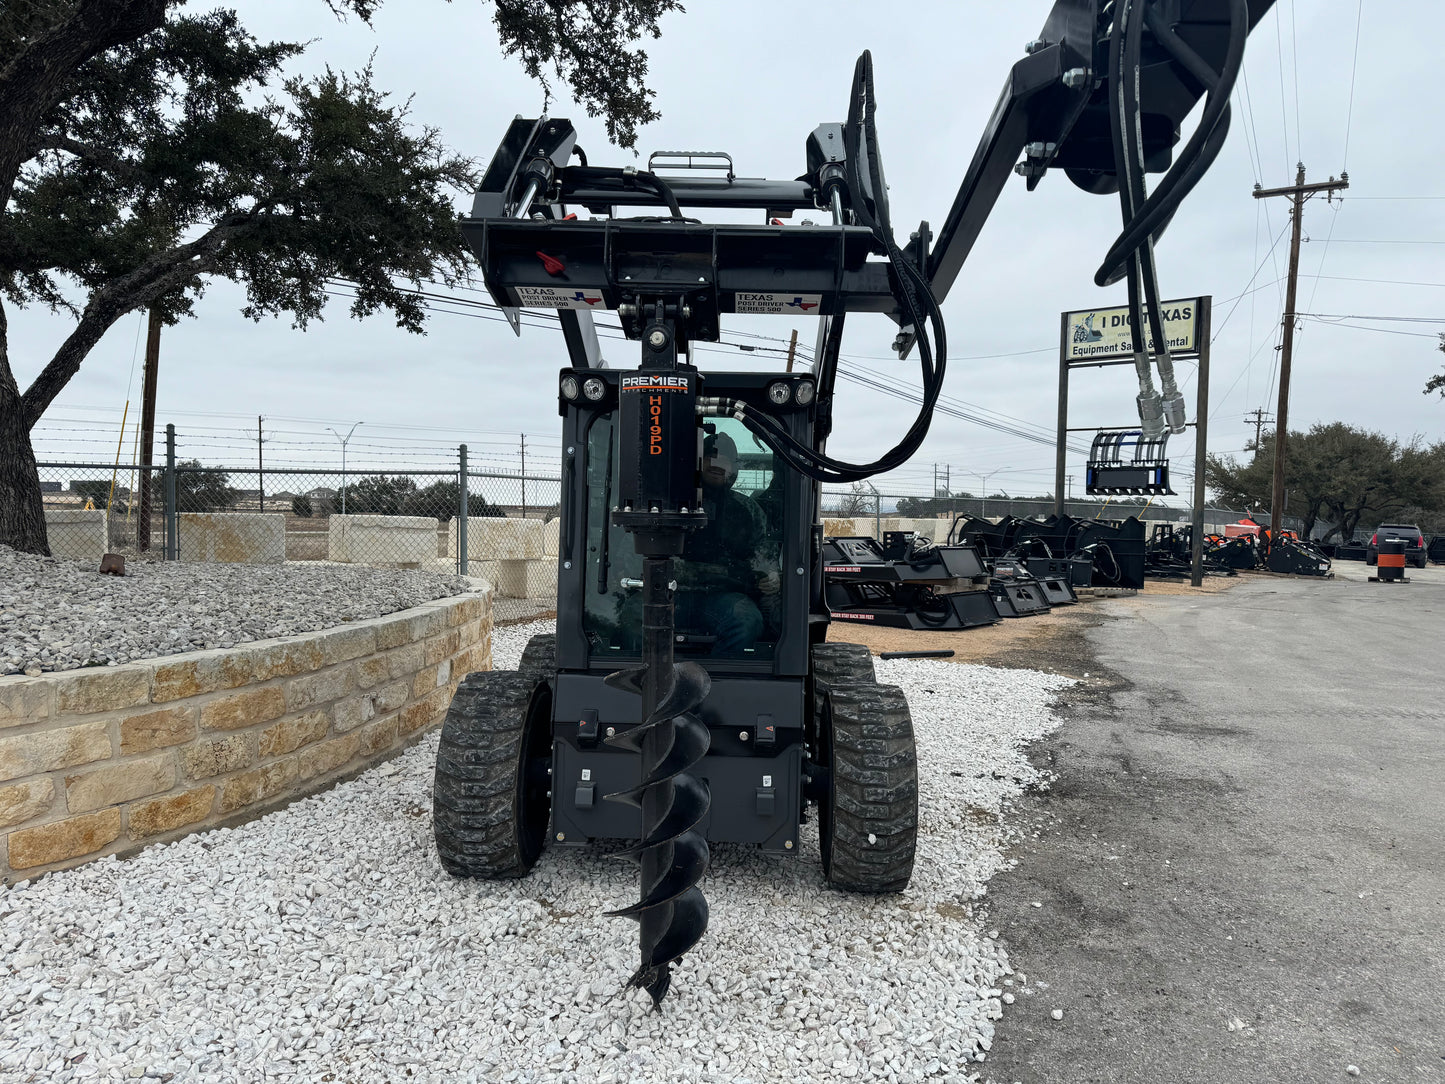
[164,423,177,560]
[458,444,468,575]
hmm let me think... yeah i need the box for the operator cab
[556,368,820,678]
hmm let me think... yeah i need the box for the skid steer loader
[432,0,1278,1006]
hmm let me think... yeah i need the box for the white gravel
[0,620,1070,1083]
[0,545,474,676]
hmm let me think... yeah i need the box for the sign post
[1055,296,1211,584]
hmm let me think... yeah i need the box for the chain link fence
[819,489,1262,534]
[34,428,562,577]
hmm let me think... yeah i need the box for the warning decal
[514,286,607,309]
[734,292,823,315]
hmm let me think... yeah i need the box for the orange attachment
[1378,552,1407,569]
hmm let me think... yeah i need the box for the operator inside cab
[676,429,781,653]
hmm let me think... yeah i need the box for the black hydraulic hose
[1123,0,1172,360]
[706,50,949,486]
[1094,0,1248,287]
[563,165,684,219]
[1106,0,1149,355]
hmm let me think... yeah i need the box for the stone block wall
[327,514,439,567]
[44,509,109,564]
[178,513,286,564]
[448,516,544,560]
[0,590,491,882]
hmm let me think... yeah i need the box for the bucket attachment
[823,536,988,583]
[824,535,999,629]
[988,579,1051,617]
[1086,430,1174,496]
[1265,538,1333,577]
[826,582,1002,630]
[1036,576,1078,605]
[1025,555,1094,587]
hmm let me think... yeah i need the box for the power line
[1342,0,1364,170]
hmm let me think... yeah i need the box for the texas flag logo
[785,296,819,311]
[572,291,602,306]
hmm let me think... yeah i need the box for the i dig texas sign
[1064,297,1201,361]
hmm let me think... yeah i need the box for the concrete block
[448,516,544,560]
[821,518,863,538]
[496,559,558,599]
[178,513,285,564]
[542,517,562,556]
[44,509,109,565]
[327,514,438,567]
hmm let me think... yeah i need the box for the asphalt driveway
[981,563,1445,1083]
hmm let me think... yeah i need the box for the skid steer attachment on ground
[432,0,1277,1006]
[823,534,1000,630]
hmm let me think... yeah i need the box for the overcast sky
[12,0,1443,500]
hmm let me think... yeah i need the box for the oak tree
[0,0,681,554]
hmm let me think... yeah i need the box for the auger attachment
[606,307,711,1007]
[603,557,711,1007]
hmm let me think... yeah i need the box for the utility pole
[137,308,162,551]
[1253,165,1348,542]
[519,434,528,518]
[784,329,799,373]
[933,463,950,498]
[257,416,265,512]
[1243,408,1274,449]
[1067,473,1075,500]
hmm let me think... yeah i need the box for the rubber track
[433,671,539,879]
[825,682,918,894]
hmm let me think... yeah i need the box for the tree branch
[20,210,256,428]
[0,0,166,205]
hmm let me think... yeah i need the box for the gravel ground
[0,620,1071,1083]
[0,546,475,676]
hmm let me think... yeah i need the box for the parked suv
[1366,524,1428,568]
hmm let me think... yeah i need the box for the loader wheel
[810,641,877,688]
[433,670,552,879]
[819,681,918,894]
[518,632,556,680]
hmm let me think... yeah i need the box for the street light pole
[972,471,999,520]
[327,422,363,514]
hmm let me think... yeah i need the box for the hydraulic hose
[1095,0,1248,286]
[1123,0,1185,432]
[562,165,685,219]
[700,51,949,486]
[1107,0,1162,435]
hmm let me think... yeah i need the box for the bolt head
[784,840,794,850]
[605,726,616,737]
[647,329,668,348]
[1062,67,1091,89]
[739,730,750,742]
[555,833,565,842]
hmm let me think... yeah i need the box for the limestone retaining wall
[44,509,108,564]
[0,590,492,882]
